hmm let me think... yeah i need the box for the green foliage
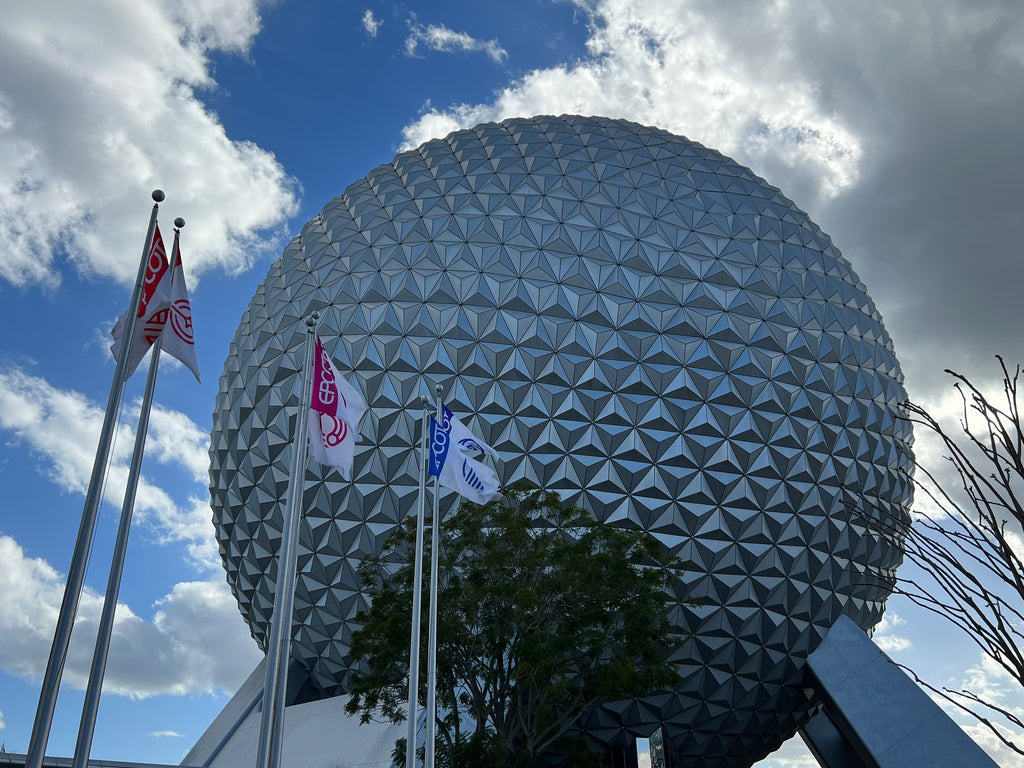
[346,481,691,767]
[390,731,506,768]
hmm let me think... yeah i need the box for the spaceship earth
[209,115,913,767]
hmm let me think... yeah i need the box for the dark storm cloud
[782,0,1024,394]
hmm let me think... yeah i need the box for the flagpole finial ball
[151,190,165,203]
[306,313,318,328]
[174,217,185,228]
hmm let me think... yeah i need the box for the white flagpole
[71,218,185,768]
[25,190,165,768]
[424,385,443,768]
[256,313,319,768]
[406,396,430,768]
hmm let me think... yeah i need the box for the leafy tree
[851,358,1024,755]
[345,482,690,767]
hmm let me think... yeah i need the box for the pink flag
[110,225,169,379]
[308,336,366,479]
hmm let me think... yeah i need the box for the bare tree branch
[849,358,1024,753]
[895,663,1024,758]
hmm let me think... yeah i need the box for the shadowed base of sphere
[181,617,998,768]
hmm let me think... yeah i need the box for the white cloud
[875,613,906,632]
[960,720,1024,768]
[146,403,211,485]
[164,497,221,571]
[959,655,1024,717]
[151,730,185,738]
[904,368,1024,548]
[753,734,819,768]
[873,612,912,653]
[405,22,508,64]
[167,0,262,51]
[0,535,260,698]
[874,634,912,653]
[0,366,218,570]
[362,10,381,37]
[0,709,5,729]
[0,0,299,289]
[916,653,1024,765]
[400,0,862,203]
[910,378,997,476]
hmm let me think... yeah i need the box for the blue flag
[428,407,500,504]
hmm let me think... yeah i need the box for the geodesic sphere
[209,115,913,767]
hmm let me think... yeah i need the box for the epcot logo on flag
[137,228,168,318]
[319,413,349,447]
[307,335,366,480]
[458,455,490,494]
[429,416,451,471]
[143,311,169,345]
[142,298,193,346]
[169,298,194,344]
[428,404,500,505]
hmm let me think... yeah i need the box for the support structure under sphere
[209,115,913,767]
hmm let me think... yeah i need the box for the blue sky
[1,0,1024,765]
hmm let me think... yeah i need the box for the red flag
[110,226,200,382]
[110,225,168,379]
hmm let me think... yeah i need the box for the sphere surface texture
[210,116,913,767]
